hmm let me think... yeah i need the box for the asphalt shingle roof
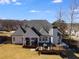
[12,27,24,35]
[24,27,39,37]
[39,28,48,35]
[31,27,42,36]
[13,20,52,36]
[25,20,52,33]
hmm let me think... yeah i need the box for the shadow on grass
[60,49,79,59]
[37,49,79,59]
[23,45,37,49]
[61,39,79,59]
[40,52,61,55]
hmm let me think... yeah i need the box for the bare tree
[69,0,79,35]
[52,8,67,38]
[56,8,63,22]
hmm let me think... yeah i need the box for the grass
[0,44,62,59]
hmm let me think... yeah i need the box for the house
[65,29,76,36]
[12,20,62,47]
[71,30,76,36]
[75,31,79,37]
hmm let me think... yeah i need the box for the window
[13,37,15,42]
[26,38,30,45]
[39,37,42,41]
[43,38,45,41]
[43,37,48,41]
[31,38,37,41]
[57,32,60,36]
[31,38,38,46]
[40,37,48,42]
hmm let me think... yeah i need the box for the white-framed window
[31,38,38,41]
[39,37,42,41]
[13,37,15,42]
[31,38,38,46]
[43,37,48,41]
[40,37,48,42]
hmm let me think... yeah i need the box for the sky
[0,0,79,23]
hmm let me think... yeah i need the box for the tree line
[0,19,27,31]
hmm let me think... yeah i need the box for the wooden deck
[38,45,66,54]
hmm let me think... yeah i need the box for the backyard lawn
[0,44,62,59]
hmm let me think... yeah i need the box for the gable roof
[12,20,52,36]
[25,20,52,33]
[24,27,39,37]
[12,27,24,36]
[39,28,48,35]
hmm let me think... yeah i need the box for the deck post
[37,37,39,47]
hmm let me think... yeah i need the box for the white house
[12,20,62,48]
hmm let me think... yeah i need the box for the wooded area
[0,19,27,31]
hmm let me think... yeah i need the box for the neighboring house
[71,30,76,36]
[76,31,79,37]
[65,29,76,36]
[12,20,62,47]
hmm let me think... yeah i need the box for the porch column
[30,38,31,46]
[48,36,49,42]
[51,36,53,44]
[23,38,26,46]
